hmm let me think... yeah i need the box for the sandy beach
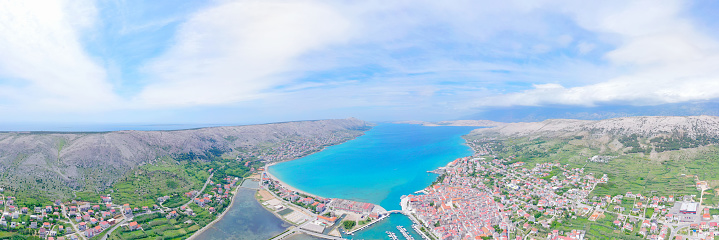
[264,163,326,200]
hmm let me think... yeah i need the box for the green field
[477,135,719,199]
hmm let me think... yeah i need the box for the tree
[342,220,356,230]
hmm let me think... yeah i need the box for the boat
[397,225,415,240]
[386,231,399,240]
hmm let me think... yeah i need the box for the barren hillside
[0,118,370,198]
[469,115,719,138]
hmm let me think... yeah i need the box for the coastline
[264,163,326,200]
[256,125,473,239]
[185,180,245,240]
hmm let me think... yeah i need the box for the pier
[397,225,415,240]
[345,210,406,234]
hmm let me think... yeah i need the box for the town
[0,170,241,240]
[401,139,719,240]
[258,172,390,239]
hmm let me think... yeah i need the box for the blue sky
[1,0,719,125]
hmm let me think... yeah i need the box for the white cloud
[1,0,719,123]
[475,0,719,108]
[135,0,353,107]
[576,42,595,54]
[0,0,118,112]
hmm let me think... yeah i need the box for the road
[99,209,163,240]
[60,203,87,240]
[182,172,215,208]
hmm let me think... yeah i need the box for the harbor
[266,124,475,239]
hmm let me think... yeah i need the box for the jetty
[397,225,415,240]
[345,210,406,235]
[387,231,399,240]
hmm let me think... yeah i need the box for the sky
[1,0,719,126]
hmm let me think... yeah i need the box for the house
[78,222,87,231]
[167,211,178,219]
[128,221,139,231]
[623,223,633,231]
[80,204,91,212]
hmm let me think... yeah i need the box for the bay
[269,123,477,210]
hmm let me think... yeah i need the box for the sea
[269,123,478,239]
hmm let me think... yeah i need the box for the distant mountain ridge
[0,118,371,199]
[470,115,719,138]
[465,101,719,122]
[395,120,505,127]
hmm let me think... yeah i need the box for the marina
[386,231,399,240]
[397,225,415,240]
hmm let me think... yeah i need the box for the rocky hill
[469,115,719,138]
[466,115,719,158]
[0,118,371,198]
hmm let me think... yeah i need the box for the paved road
[183,172,215,208]
[100,218,127,240]
[61,203,87,240]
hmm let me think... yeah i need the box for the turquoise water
[349,213,423,240]
[269,123,476,210]
[269,124,477,239]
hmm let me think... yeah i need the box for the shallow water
[192,188,291,240]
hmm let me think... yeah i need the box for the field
[107,213,202,240]
[106,157,209,208]
[556,214,644,240]
[482,136,719,199]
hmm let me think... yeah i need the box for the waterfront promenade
[261,168,349,240]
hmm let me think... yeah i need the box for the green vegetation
[71,148,259,209]
[645,208,654,219]
[108,213,201,240]
[106,158,204,208]
[162,195,188,208]
[342,220,356,230]
[475,135,719,197]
